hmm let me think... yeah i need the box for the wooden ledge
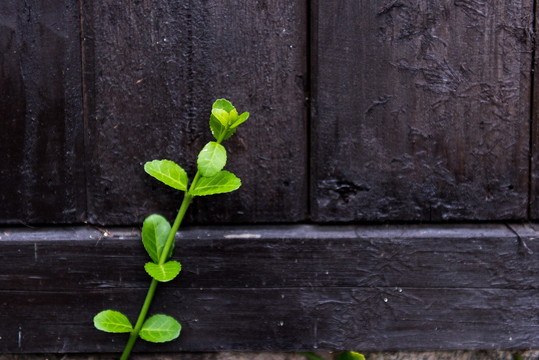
[0,224,538,353]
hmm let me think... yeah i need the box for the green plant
[93,99,249,359]
[300,351,365,360]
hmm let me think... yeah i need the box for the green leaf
[144,261,182,282]
[298,352,326,360]
[210,113,237,141]
[93,310,133,333]
[212,98,235,113]
[197,142,227,177]
[142,214,173,263]
[231,111,249,129]
[228,108,239,123]
[140,314,181,343]
[144,159,188,191]
[210,112,226,141]
[189,170,241,196]
[337,352,365,360]
[211,108,230,126]
[209,99,241,141]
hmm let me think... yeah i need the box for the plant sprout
[93,98,249,359]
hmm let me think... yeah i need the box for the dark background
[2,0,537,226]
[1,0,539,355]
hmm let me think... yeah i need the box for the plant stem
[120,278,158,360]
[159,192,193,265]
[120,190,194,360]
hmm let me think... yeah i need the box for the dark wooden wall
[0,0,86,223]
[81,0,308,225]
[2,0,537,225]
[2,0,539,355]
[1,225,539,353]
[2,0,308,225]
[312,0,533,222]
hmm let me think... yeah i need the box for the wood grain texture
[81,0,308,225]
[311,0,533,222]
[1,224,538,352]
[0,0,85,223]
[531,0,539,219]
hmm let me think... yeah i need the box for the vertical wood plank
[82,0,308,225]
[531,0,539,219]
[0,0,85,223]
[311,0,533,222]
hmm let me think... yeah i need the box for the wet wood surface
[1,224,538,353]
[0,0,86,223]
[81,0,308,225]
[311,0,534,222]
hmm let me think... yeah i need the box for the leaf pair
[142,214,181,282]
[94,310,181,343]
[94,214,182,344]
[145,159,241,197]
[210,99,249,141]
[144,99,247,197]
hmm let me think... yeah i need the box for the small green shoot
[337,351,366,360]
[300,351,365,360]
[94,99,249,359]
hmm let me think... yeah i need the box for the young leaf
[211,108,230,126]
[142,214,173,263]
[209,113,237,141]
[230,111,249,129]
[197,142,227,177]
[337,352,366,360]
[189,170,241,196]
[144,159,188,191]
[94,310,133,333]
[140,314,181,343]
[144,261,182,282]
[210,112,226,141]
[212,98,235,113]
[298,352,326,360]
[209,99,243,141]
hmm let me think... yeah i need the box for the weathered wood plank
[1,224,538,352]
[0,0,85,223]
[81,0,308,225]
[1,224,537,291]
[1,288,538,353]
[311,0,533,221]
[531,0,539,219]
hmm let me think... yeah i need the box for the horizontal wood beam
[0,224,538,353]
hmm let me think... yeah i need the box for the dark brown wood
[532,0,539,219]
[311,0,533,222]
[0,0,85,224]
[1,224,538,353]
[81,0,309,225]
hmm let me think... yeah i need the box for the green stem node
[120,191,193,359]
